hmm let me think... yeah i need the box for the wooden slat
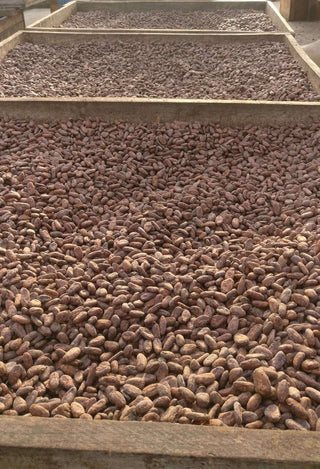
[0,417,320,469]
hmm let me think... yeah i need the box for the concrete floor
[24,8,50,27]
[274,1,320,45]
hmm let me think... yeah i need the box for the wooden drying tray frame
[0,30,320,125]
[27,0,295,35]
[0,416,320,469]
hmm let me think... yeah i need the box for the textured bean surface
[0,41,318,101]
[0,119,320,429]
[62,9,277,31]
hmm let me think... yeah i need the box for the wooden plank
[22,30,289,45]
[0,30,23,61]
[1,97,320,126]
[0,417,320,469]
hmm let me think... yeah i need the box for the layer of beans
[61,9,277,32]
[0,41,318,101]
[0,119,320,430]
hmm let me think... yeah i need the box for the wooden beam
[0,417,320,469]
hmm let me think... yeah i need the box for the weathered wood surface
[0,417,320,469]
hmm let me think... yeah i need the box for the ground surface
[274,1,320,45]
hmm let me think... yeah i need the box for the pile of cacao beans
[0,119,319,430]
[62,9,276,32]
[0,41,318,101]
